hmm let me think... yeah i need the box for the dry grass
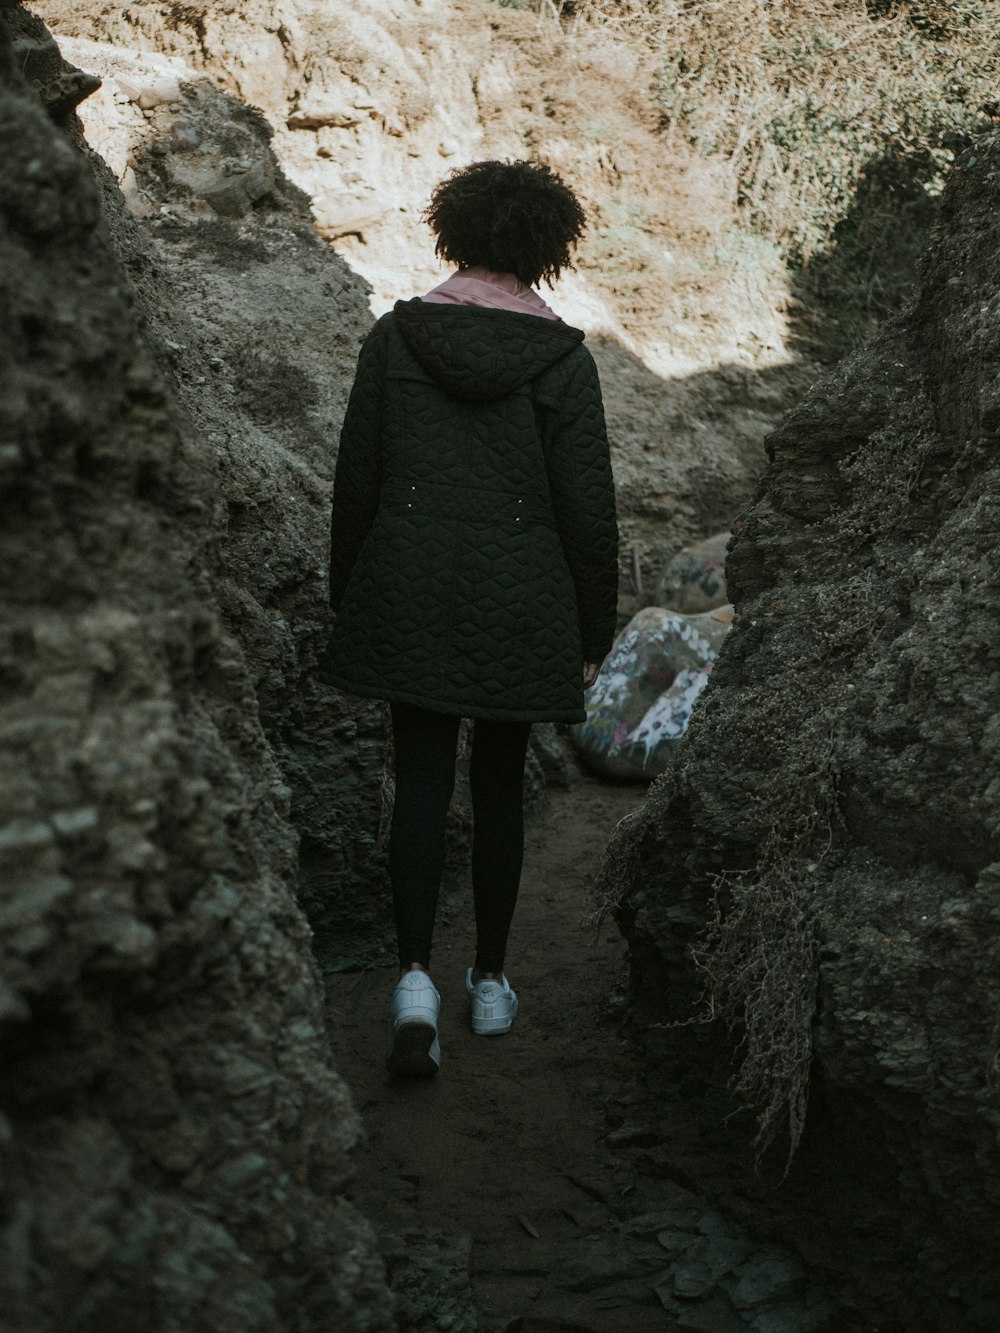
[692,737,837,1169]
[549,0,996,256]
[590,726,839,1168]
[507,0,997,347]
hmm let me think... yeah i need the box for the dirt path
[324,771,847,1333]
[324,773,676,1331]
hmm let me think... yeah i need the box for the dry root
[694,850,819,1169]
[692,738,837,1170]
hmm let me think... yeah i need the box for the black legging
[388,701,532,974]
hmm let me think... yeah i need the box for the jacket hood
[392,297,585,403]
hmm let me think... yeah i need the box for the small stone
[214,1152,269,1190]
[89,917,158,967]
[605,1123,661,1148]
[625,1206,700,1239]
[732,1254,806,1309]
[112,837,160,872]
[657,1227,701,1255]
[137,78,181,110]
[672,1257,715,1298]
[170,122,201,150]
[0,820,54,857]
[221,1056,277,1103]
[50,807,99,839]
[655,531,730,614]
[696,1209,731,1237]
[702,1234,755,1277]
[0,875,72,930]
[654,1277,742,1331]
[5,923,51,955]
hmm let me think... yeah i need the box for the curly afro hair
[423,159,586,288]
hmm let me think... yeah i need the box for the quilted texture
[324,298,619,722]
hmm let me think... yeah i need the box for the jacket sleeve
[328,318,389,612]
[542,348,619,661]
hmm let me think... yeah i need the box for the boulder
[570,606,732,781]
[654,530,730,613]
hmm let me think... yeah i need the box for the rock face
[0,7,391,1329]
[18,10,411,960]
[1,0,100,111]
[605,132,1000,1328]
[36,0,819,613]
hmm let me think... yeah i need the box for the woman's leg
[388,702,461,972]
[469,718,532,975]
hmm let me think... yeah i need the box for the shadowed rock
[654,530,731,615]
[604,130,1000,1328]
[0,8,391,1329]
[1,2,100,113]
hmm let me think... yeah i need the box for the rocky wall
[0,6,392,1328]
[604,132,1000,1330]
[36,0,816,607]
[13,6,577,967]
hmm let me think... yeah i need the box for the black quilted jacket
[323,297,618,722]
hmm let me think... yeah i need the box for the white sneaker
[465,968,518,1036]
[387,972,441,1076]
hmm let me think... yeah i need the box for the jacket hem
[318,670,587,724]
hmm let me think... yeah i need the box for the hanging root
[376,703,395,852]
[694,849,819,1169]
[587,802,656,931]
[691,736,837,1170]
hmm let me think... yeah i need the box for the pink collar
[421,266,561,321]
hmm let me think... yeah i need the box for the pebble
[732,1255,805,1308]
[49,805,98,837]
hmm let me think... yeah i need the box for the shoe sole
[386,1020,440,1076]
[470,997,519,1037]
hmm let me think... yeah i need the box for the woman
[325,159,618,1076]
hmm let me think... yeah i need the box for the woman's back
[324,158,619,1076]
[325,298,617,722]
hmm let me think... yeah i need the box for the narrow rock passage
[324,765,853,1332]
[324,772,661,1331]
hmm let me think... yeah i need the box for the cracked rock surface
[0,6,391,1328]
[606,131,1000,1331]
